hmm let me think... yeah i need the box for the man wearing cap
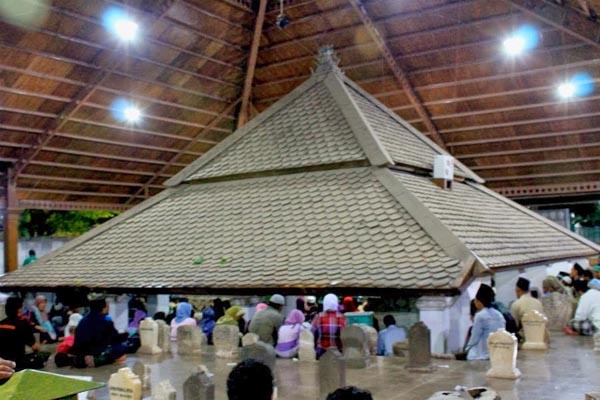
[567,278,600,336]
[465,284,505,360]
[510,277,544,340]
[304,296,319,323]
[248,294,285,346]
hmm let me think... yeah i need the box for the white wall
[0,237,70,273]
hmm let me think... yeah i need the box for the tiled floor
[43,333,600,400]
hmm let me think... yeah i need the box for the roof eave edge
[0,186,183,276]
[471,182,600,253]
[323,72,394,167]
[341,77,484,183]
[373,167,490,287]
[164,74,326,187]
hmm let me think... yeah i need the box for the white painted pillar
[107,294,130,333]
[416,296,453,354]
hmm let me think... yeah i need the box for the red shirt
[312,311,346,352]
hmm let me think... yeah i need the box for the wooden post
[3,169,19,273]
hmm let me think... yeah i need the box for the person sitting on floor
[0,297,41,371]
[55,326,77,367]
[249,295,285,345]
[169,301,197,341]
[199,306,217,345]
[71,298,128,368]
[376,315,406,356]
[510,277,544,341]
[566,278,600,336]
[465,284,505,361]
[28,295,57,343]
[227,359,273,400]
[326,386,374,400]
[275,309,306,358]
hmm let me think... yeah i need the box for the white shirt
[574,288,600,329]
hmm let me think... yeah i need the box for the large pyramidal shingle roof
[0,48,597,294]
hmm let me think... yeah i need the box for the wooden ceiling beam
[469,156,600,171]
[125,100,241,204]
[29,161,171,178]
[458,141,600,159]
[238,0,267,128]
[19,174,164,189]
[348,0,446,150]
[21,187,148,199]
[447,127,599,147]
[438,111,600,134]
[177,0,253,30]
[18,199,132,212]
[495,181,600,198]
[484,169,600,182]
[503,0,600,51]
[39,146,188,167]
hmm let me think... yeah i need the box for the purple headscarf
[284,309,305,325]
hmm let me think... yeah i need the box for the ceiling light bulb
[503,35,526,56]
[124,106,141,123]
[557,82,576,99]
[114,18,138,41]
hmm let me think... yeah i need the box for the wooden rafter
[18,199,132,212]
[238,0,268,128]
[503,0,600,50]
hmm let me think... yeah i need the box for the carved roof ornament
[313,45,342,75]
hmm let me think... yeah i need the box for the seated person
[465,284,505,360]
[326,386,373,400]
[567,278,600,336]
[275,309,306,358]
[169,301,197,341]
[71,298,128,368]
[312,294,346,358]
[226,359,273,400]
[55,326,76,367]
[376,315,406,356]
[217,305,246,336]
[28,295,57,343]
[0,297,41,370]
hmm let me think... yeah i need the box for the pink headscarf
[34,295,48,321]
[284,309,305,325]
[255,303,268,312]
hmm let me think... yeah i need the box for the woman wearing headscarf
[216,305,246,334]
[199,306,217,345]
[342,296,357,313]
[127,298,147,335]
[29,295,57,343]
[311,294,346,359]
[542,275,576,331]
[169,302,197,341]
[275,309,306,358]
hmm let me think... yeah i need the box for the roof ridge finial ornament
[313,45,342,76]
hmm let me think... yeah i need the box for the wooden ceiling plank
[238,0,268,128]
[0,44,232,103]
[470,155,600,171]
[504,0,600,50]
[125,100,241,204]
[21,187,147,199]
[448,127,599,147]
[40,146,187,167]
[29,161,170,177]
[485,169,600,182]
[495,181,600,198]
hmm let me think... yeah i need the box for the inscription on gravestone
[108,367,142,400]
[486,329,521,379]
[138,317,162,354]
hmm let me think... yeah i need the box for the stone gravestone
[108,367,142,400]
[521,310,548,350]
[213,325,240,358]
[183,365,215,400]
[156,320,171,354]
[341,325,370,369]
[407,322,434,372]
[486,329,521,379]
[241,341,277,372]
[594,333,600,352]
[152,380,176,400]
[138,318,162,354]
[541,292,573,331]
[393,340,409,358]
[356,324,378,355]
[177,325,206,356]
[318,350,346,399]
[132,361,151,392]
[241,332,259,347]
[298,329,316,362]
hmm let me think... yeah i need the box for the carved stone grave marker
[152,381,176,400]
[177,325,206,356]
[138,318,162,354]
[241,341,276,372]
[183,365,215,400]
[318,350,346,399]
[108,367,142,400]
[521,310,548,350]
[156,320,171,354]
[213,325,240,358]
[407,322,434,372]
[486,329,521,379]
[341,325,369,369]
[298,329,316,362]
